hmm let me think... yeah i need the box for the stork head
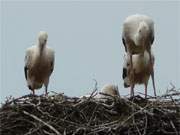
[138,21,149,35]
[38,31,48,48]
[123,68,130,88]
[135,21,150,47]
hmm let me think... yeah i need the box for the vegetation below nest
[0,88,180,135]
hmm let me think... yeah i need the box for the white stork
[24,31,55,95]
[122,14,155,96]
[80,84,120,99]
[100,84,120,97]
[122,50,156,98]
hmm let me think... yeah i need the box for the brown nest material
[0,89,180,135]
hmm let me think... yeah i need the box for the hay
[0,89,180,135]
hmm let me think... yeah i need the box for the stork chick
[24,31,55,95]
[122,50,156,98]
[100,84,120,98]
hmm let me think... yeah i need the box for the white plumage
[100,84,120,97]
[24,31,55,95]
[122,50,156,98]
[80,84,120,99]
[122,14,155,97]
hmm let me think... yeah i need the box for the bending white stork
[24,31,55,95]
[122,50,156,98]
[122,14,155,95]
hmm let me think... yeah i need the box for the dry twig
[0,89,180,135]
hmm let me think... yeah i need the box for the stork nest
[0,89,180,135]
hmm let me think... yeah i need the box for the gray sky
[1,0,180,102]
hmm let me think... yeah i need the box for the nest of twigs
[0,89,180,135]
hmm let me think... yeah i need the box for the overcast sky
[1,0,180,102]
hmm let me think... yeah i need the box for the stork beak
[142,38,145,52]
[44,39,47,44]
[40,45,44,52]
[124,83,130,88]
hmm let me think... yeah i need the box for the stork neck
[134,33,141,46]
[38,44,45,55]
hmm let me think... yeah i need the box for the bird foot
[32,90,35,95]
[44,92,48,96]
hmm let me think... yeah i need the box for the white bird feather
[100,84,120,97]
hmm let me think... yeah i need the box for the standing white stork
[122,50,156,98]
[122,14,155,96]
[24,31,55,95]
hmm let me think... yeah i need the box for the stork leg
[151,68,156,97]
[45,86,48,96]
[129,54,135,97]
[44,79,49,96]
[144,82,148,99]
[44,84,48,96]
[130,84,135,97]
[32,89,35,95]
[148,49,157,97]
[147,49,153,75]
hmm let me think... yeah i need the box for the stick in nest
[23,111,61,135]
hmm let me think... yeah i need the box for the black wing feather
[24,66,28,80]
[122,38,127,52]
